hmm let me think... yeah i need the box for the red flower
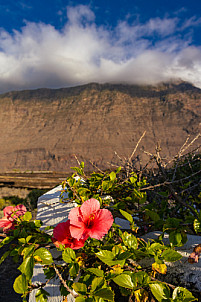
[52,220,85,250]
[68,198,114,240]
[0,204,27,232]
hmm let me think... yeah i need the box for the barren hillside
[0,82,200,172]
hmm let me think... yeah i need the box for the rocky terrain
[0,81,200,173]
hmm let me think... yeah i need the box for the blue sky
[0,0,201,92]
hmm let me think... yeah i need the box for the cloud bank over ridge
[0,5,201,93]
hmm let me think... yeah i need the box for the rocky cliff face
[0,82,200,172]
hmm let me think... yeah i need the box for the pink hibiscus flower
[68,198,114,240]
[0,204,27,232]
[52,220,86,250]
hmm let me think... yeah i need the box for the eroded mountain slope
[0,82,200,172]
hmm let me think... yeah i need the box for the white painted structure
[29,186,75,302]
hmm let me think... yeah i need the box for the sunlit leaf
[34,248,53,264]
[172,287,197,301]
[113,274,134,289]
[119,209,133,223]
[152,262,167,274]
[149,282,170,302]
[13,274,27,294]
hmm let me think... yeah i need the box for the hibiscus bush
[0,159,199,302]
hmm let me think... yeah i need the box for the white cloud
[0,5,201,93]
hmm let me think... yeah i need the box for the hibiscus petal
[70,238,86,250]
[0,218,14,232]
[0,218,11,228]
[70,224,85,240]
[88,209,114,240]
[69,207,86,239]
[3,206,15,217]
[53,221,70,243]
[52,220,86,249]
[15,204,27,216]
[68,207,82,224]
[80,199,100,221]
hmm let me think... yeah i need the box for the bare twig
[28,277,52,293]
[73,154,81,166]
[165,135,201,167]
[89,160,105,173]
[128,131,146,164]
[53,263,79,298]
[66,180,82,202]
[180,133,200,155]
[140,169,201,191]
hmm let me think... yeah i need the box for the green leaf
[145,209,160,222]
[172,287,197,301]
[34,248,53,264]
[132,271,150,287]
[193,219,201,233]
[80,162,85,169]
[26,235,33,243]
[130,175,137,184]
[117,251,132,260]
[44,267,56,279]
[0,236,14,248]
[149,282,170,302]
[35,288,50,302]
[116,167,121,174]
[71,167,82,174]
[96,250,125,267]
[18,238,26,244]
[169,231,182,247]
[0,250,10,265]
[121,232,138,249]
[119,209,133,223]
[73,283,87,295]
[162,249,182,262]
[18,256,34,280]
[87,268,104,277]
[22,245,35,258]
[78,187,90,196]
[102,181,111,191]
[109,172,116,181]
[10,248,19,257]
[148,243,165,255]
[112,245,121,256]
[34,220,42,228]
[13,274,28,294]
[62,247,76,263]
[69,262,79,278]
[23,212,32,221]
[93,288,114,301]
[164,218,181,230]
[113,274,134,289]
[91,277,104,292]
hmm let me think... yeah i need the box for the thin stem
[53,263,78,298]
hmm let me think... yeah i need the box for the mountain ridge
[0,82,200,172]
[0,81,200,99]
